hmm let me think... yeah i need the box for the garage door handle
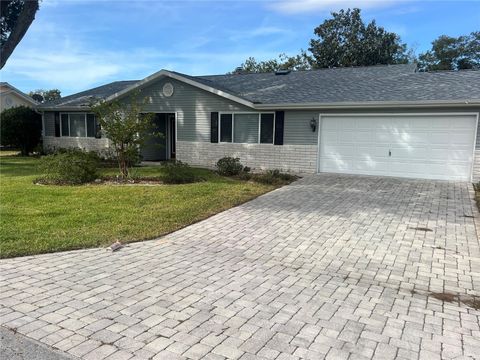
[389,150,391,157]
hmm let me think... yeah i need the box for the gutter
[39,100,480,113]
[254,100,480,110]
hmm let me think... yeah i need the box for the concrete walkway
[0,326,74,360]
[1,174,479,360]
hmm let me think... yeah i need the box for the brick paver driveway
[1,175,479,360]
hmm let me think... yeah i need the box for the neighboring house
[0,82,38,112]
[37,64,480,182]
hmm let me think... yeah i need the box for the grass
[0,154,277,258]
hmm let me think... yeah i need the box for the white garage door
[318,114,477,181]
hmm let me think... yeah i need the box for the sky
[1,0,479,96]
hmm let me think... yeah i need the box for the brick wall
[473,149,480,182]
[176,141,318,173]
[43,137,114,158]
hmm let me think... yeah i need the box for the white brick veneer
[176,141,318,173]
[473,149,480,182]
[43,136,114,157]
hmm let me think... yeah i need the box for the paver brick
[0,175,479,360]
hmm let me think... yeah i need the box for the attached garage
[318,113,478,181]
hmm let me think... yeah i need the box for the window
[260,114,274,144]
[220,114,233,142]
[60,113,97,138]
[219,113,274,144]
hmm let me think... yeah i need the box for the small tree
[0,106,41,155]
[91,94,155,178]
[28,89,61,103]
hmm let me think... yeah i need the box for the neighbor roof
[38,80,138,108]
[38,64,480,110]
[0,82,38,105]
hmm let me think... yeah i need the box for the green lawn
[0,155,276,258]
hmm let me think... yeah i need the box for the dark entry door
[141,114,168,161]
[169,114,176,159]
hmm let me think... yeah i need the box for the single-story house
[0,82,38,112]
[37,64,480,182]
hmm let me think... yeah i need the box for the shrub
[37,149,99,184]
[162,161,199,184]
[0,106,42,156]
[216,157,244,176]
[254,169,297,185]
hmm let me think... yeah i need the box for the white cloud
[2,42,281,94]
[269,0,399,14]
[229,26,292,41]
[3,50,123,91]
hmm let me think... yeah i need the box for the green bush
[0,106,42,156]
[216,157,244,176]
[162,161,199,184]
[254,169,297,185]
[37,149,100,184]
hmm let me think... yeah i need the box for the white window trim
[218,111,275,144]
[59,112,96,138]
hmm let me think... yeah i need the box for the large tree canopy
[234,8,410,73]
[308,8,409,68]
[418,32,479,71]
[0,0,39,69]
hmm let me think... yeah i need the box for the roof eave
[38,106,92,112]
[254,99,480,110]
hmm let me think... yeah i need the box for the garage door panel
[351,130,374,143]
[319,114,477,181]
[430,148,472,161]
[353,160,390,172]
[390,146,429,161]
[389,161,427,176]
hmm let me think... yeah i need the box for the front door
[169,114,176,159]
[141,114,168,161]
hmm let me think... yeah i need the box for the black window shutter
[211,112,219,143]
[54,112,60,137]
[274,111,284,145]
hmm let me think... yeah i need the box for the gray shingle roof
[39,80,138,108]
[39,64,480,109]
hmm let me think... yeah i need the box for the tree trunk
[1,0,39,69]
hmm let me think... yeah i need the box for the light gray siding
[284,111,318,145]
[44,112,56,136]
[132,78,253,142]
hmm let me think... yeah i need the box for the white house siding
[0,85,36,112]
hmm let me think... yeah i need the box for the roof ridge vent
[275,69,291,75]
